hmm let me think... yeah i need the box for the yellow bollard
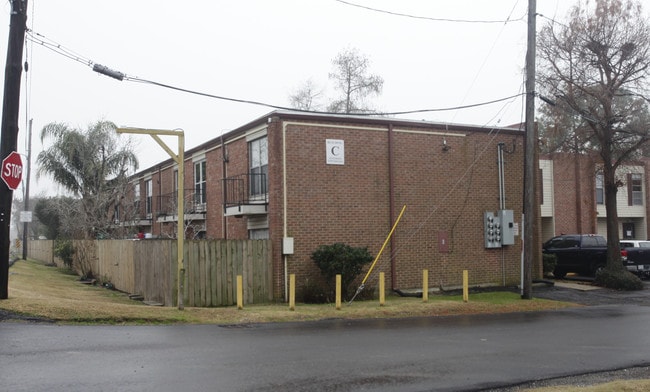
[237,275,244,310]
[463,270,469,303]
[422,269,429,302]
[289,274,296,311]
[379,272,385,306]
[336,274,342,310]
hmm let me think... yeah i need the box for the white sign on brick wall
[326,139,344,165]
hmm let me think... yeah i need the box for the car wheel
[592,264,606,276]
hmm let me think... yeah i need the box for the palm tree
[37,120,138,238]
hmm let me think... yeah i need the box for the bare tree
[537,0,650,279]
[328,47,383,113]
[288,78,323,111]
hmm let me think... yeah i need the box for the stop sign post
[2,151,22,190]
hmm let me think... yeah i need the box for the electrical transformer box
[484,211,502,249]
[498,209,515,245]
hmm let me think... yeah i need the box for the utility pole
[0,0,29,300]
[22,118,32,260]
[522,0,536,300]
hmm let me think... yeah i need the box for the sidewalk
[533,279,650,306]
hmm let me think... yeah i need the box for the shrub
[54,239,75,269]
[594,267,643,291]
[300,279,328,304]
[311,243,373,300]
[542,253,557,277]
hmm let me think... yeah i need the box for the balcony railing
[223,173,268,215]
[156,189,207,218]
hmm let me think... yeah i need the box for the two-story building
[540,152,650,242]
[118,111,529,300]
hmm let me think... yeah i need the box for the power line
[333,0,526,24]
[26,29,525,118]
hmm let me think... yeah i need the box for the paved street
[2,283,650,392]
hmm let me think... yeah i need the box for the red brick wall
[132,115,529,301]
[549,153,598,235]
[279,120,525,296]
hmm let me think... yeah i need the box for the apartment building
[540,153,650,242]
[118,111,528,300]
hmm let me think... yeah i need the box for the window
[249,228,269,239]
[194,160,207,206]
[173,169,178,192]
[145,179,153,216]
[595,173,604,205]
[114,205,120,222]
[133,183,141,212]
[629,173,643,206]
[249,136,268,197]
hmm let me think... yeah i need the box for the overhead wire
[333,0,526,24]
[25,29,525,118]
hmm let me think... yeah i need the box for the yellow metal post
[379,272,385,306]
[289,274,295,311]
[237,275,243,310]
[463,270,469,302]
[116,127,185,310]
[422,269,428,302]
[336,274,342,310]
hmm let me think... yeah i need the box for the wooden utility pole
[0,0,28,300]
[522,0,536,299]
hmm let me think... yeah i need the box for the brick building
[540,152,650,242]
[119,111,529,300]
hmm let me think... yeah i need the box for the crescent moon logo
[331,146,340,156]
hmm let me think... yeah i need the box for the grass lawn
[2,258,576,325]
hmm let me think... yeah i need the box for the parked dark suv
[543,234,607,278]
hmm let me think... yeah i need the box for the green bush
[311,243,373,301]
[300,279,328,304]
[594,267,643,291]
[54,239,75,269]
[542,253,557,277]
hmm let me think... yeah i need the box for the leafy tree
[36,120,139,239]
[33,197,66,240]
[537,0,650,282]
[311,243,373,300]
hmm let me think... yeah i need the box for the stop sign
[1,151,23,190]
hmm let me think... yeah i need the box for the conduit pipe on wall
[388,123,397,290]
[498,143,506,286]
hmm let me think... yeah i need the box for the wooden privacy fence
[27,239,273,307]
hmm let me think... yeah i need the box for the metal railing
[223,172,268,210]
[156,189,207,218]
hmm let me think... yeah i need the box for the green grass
[1,258,575,325]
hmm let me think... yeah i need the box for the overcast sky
[0,0,588,196]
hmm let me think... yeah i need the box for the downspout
[221,134,228,239]
[498,143,506,286]
[158,165,162,236]
[282,121,288,301]
[574,151,582,233]
[388,123,397,290]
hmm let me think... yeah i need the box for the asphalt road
[2,282,650,392]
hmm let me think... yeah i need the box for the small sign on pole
[19,211,32,222]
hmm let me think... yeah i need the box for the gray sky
[1,0,580,196]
